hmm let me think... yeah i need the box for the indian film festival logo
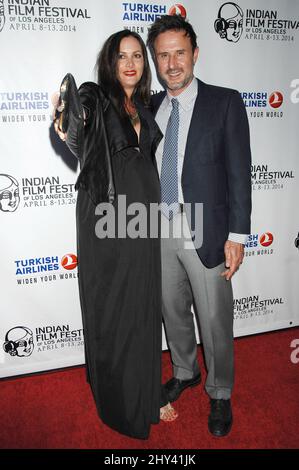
[214,3,299,43]
[0,174,20,212]
[3,326,34,357]
[214,2,243,43]
[3,0,91,33]
[234,294,284,321]
[3,324,84,356]
[0,0,5,32]
[0,175,76,211]
[251,163,294,191]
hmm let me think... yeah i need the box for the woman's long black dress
[70,85,164,439]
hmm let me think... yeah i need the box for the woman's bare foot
[160,402,178,422]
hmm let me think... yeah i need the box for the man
[147,15,251,437]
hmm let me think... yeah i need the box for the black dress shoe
[164,373,201,403]
[208,399,233,437]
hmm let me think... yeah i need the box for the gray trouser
[161,212,234,400]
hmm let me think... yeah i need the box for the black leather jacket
[65,81,162,205]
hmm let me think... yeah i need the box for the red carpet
[1,327,298,449]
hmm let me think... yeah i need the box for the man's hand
[221,240,244,281]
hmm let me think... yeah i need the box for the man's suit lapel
[152,91,166,117]
[183,79,208,175]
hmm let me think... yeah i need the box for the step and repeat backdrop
[1,0,298,378]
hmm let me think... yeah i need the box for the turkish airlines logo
[260,232,274,247]
[61,254,77,270]
[269,91,283,108]
[169,4,187,18]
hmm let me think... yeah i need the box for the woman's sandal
[160,402,178,422]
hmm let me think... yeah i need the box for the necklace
[125,101,140,126]
[129,110,140,126]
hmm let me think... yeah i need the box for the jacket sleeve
[224,90,252,234]
[64,78,98,162]
[72,83,116,204]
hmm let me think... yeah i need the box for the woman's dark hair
[147,15,198,60]
[96,30,151,116]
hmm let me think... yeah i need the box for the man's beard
[160,70,194,92]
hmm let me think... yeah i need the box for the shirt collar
[165,76,198,111]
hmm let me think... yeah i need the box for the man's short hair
[147,15,198,60]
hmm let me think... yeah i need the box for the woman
[53,30,177,439]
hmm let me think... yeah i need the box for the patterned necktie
[160,98,179,219]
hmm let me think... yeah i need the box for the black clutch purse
[55,73,85,159]
[55,73,83,133]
